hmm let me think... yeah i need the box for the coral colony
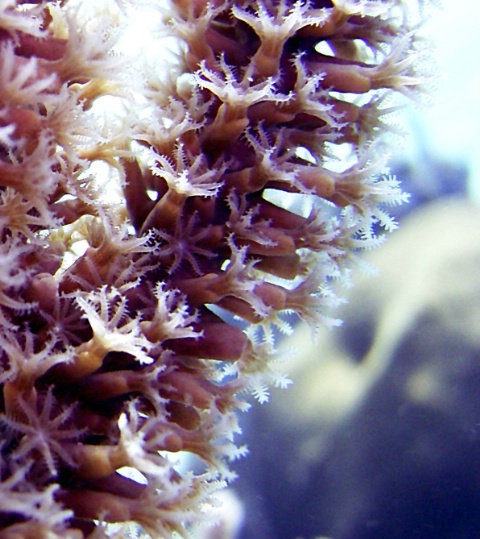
[0,0,426,537]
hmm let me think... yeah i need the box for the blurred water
[401,1,480,200]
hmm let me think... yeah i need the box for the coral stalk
[0,0,427,537]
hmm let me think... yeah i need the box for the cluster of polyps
[0,0,425,537]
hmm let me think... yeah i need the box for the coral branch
[0,0,428,537]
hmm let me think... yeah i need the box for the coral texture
[0,0,425,537]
